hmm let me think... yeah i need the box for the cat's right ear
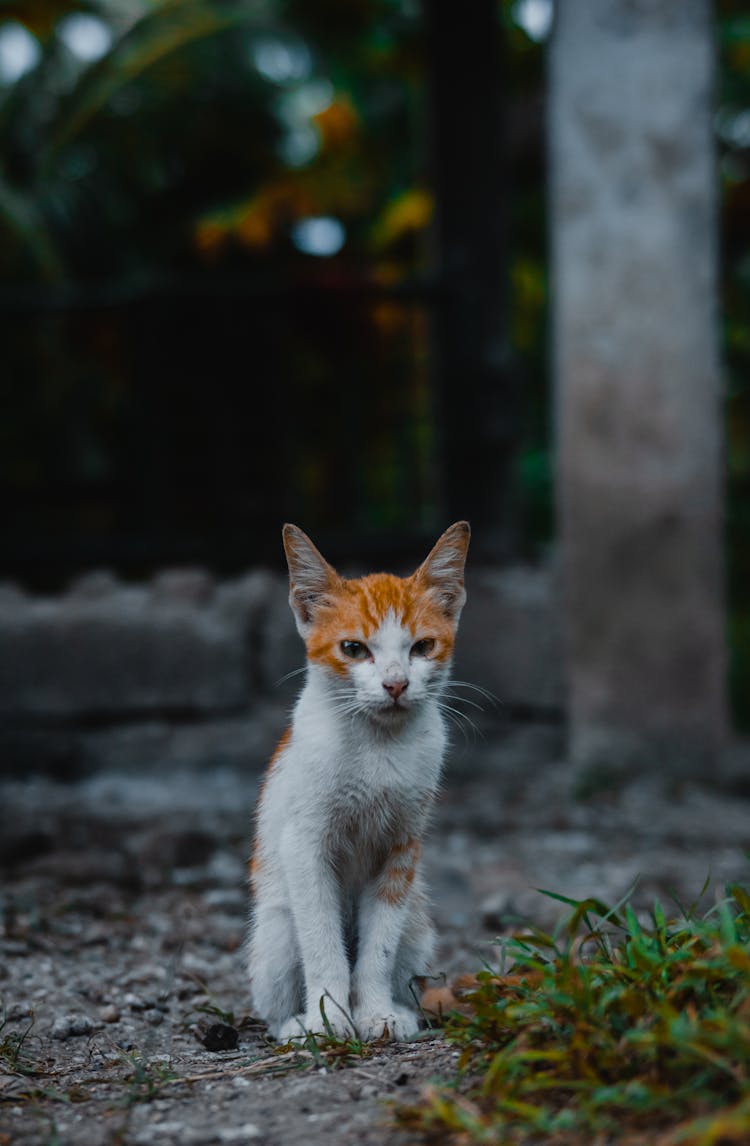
[413,520,470,624]
[282,524,341,638]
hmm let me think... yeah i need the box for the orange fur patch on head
[304,572,458,672]
[376,838,421,905]
[401,578,459,664]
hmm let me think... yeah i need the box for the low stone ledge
[0,711,288,779]
[0,562,562,774]
[0,569,274,720]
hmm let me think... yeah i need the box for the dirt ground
[2,722,750,1146]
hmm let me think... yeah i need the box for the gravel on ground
[2,723,749,1145]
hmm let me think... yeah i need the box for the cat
[247,520,470,1042]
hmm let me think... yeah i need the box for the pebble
[142,1121,185,1137]
[4,1002,33,1020]
[51,1013,98,1040]
[199,1022,239,1051]
[124,964,168,985]
[3,939,32,958]
[99,1004,121,1023]
[217,1127,262,1142]
[124,992,150,1011]
[133,1126,261,1146]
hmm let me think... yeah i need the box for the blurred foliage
[0,0,439,569]
[0,0,432,281]
[396,878,750,1144]
[1,0,547,577]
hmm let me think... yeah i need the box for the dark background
[1,0,749,720]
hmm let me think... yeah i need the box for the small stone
[5,1002,33,1021]
[199,1022,238,1051]
[51,1013,97,1040]
[145,1010,164,1026]
[99,1004,120,1023]
[217,1126,262,1142]
[146,1122,185,1138]
[1,941,30,958]
[124,993,149,1011]
[133,1125,185,1145]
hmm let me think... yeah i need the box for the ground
[2,723,749,1146]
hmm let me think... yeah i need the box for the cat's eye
[411,638,436,657]
[340,640,370,660]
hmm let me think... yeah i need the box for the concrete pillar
[549,0,727,775]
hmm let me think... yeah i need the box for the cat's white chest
[278,677,445,868]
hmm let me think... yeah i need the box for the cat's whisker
[329,698,376,719]
[328,701,367,716]
[275,666,308,687]
[436,705,463,733]
[439,698,481,728]
[435,700,483,742]
[440,692,485,712]
[447,673,499,701]
[444,678,501,706]
[437,710,475,744]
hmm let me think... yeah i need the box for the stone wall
[0,565,562,776]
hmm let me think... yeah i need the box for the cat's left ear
[413,521,470,623]
[282,524,341,638]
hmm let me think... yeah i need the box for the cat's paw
[276,1011,354,1043]
[354,1004,421,1041]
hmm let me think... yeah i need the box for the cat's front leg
[278,827,353,1041]
[353,839,423,1041]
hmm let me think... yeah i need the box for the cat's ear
[282,524,341,637]
[413,521,470,623]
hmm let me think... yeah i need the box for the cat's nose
[383,679,408,700]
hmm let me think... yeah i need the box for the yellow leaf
[372,188,433,250]
[313,96,359,149]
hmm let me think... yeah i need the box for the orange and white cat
[247,521,470,1042]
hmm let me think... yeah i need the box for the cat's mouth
[373,698,411,718]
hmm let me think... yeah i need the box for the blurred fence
[0,0,532,588]
[3,275,447,584]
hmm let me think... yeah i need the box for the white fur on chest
[258,668,446,888]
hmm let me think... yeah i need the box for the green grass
[275,993,375,1070]
[0,1004,38,1076]
[396,877,750,1145]
[121,1053,177,1105]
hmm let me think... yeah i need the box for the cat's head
[282,522,470,723]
